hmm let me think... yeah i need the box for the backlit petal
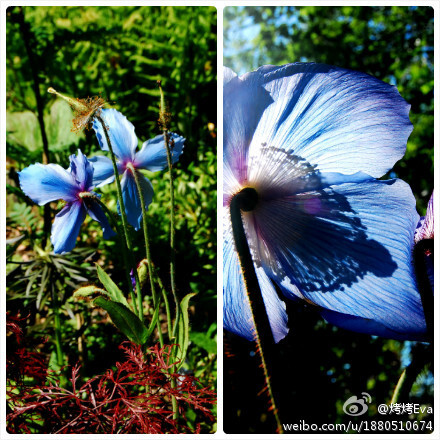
[246,178,426,340]
[19,163,78,205]
[224,212,289,343]
[223,66,276,195]
[51,201,86,254]
[245,63,412,178]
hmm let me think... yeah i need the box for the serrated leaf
[96,265,130,309]
[176,292,197,369]
[94,296,149,345]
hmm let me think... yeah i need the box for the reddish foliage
[7,317,216,434]
[6,313,48,386]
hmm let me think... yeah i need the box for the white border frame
[1,1,438,439]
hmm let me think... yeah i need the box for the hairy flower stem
[79,192,136,310]
[96,115,142,319]
[158,84,180,340]
[126,164,165,348]
[230,189,283,434]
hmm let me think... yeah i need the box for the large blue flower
[19,150,115,254]
[90,108,185,230]
[224,63,427,343]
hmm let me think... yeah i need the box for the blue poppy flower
[19,150,115,254]
[90,108,185,230]
[224,63,427,343]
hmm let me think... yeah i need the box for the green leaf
[191,323,217,354]
[96,265,130,309]
[94,296,149,345]
[176,292,197,369]
[145,300,160,340]
[7,110,42,151]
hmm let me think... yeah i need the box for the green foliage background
[224,6,433,434]
[6,6,217,431]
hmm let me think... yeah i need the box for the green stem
[230,188,283,434]
[50,283,67,387]
[126,164,164,347]
[52,298,64,367]
[79,191,137,310]
[158,83,179,422]
[390,369,407,405]
[154,266,173,343]
[96,115,142,319]
[158,84,180,339]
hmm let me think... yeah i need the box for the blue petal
[88,155,118,187]
[247,178,426,340]
[242,63,412,179]
[51,201,86,253]
[319,309,427,341]
[134,133,185,172]
[19,163,78,205]
[85,199,116,239]
[92,108,138,162]
[223,66,276,195]
[223,213,289,343]
[69,150,94,191]
[120,170,154,230]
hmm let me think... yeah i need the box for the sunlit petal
[88,155,118,187]
[134,133,185,172]
[93,108,138,162]
[19,163,78,205]
[120,170,154,230]
[69,149,94,191]
[51,201,86,254]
